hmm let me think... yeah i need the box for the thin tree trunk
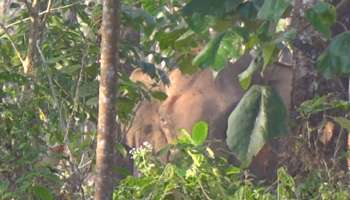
[94,0,120,199]
[23,0,40,76]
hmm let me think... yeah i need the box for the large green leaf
[192,32,226,68]
[317,32,350,78]
[305,2,336,39]
[257,0,290,21]
[226,85,288,167]
[191,121,208,146]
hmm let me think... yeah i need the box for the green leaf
[151,91,168,101]
[262,42,277,70]
[192,32,226,68]
[257,0,290,21]
[174,30,195,50]
[305,2,336,39]
[178,54,200,74]
[191,121,209,146]
[79,81,98,98]
[186,13,212,34]
[238,58,261,90]
[86,96,98,107]
[177,129,194,145]
[33,185,54,200]
[116,143,128,158]
[225,166,241,175]
[187,150,204,167]
[317,32,350,78]
[273,29,297,44]
[277,167,296,199]
[297,96,329,116]
[182,0,242,17]
[226,85,288,167]
[213,31,244,71]
[333,117,350,132]
[156,27,186,50]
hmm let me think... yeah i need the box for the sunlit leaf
[191,121,208,146]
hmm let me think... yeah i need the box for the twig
[198,180,213,200]
[41,0,53,26]
[36,40,66,129]
[336,0,350,10]
[333,128,345,160]
[335,21,349,32]
[0,23,25,65]
[63,45,87,144]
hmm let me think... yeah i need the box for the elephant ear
[226,85,288,168]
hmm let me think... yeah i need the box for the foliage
[226,85,288,167]
[317,32,350,78]
[1,0,350,198]
[305,1,336,39]
[114,122,350,200]
[298,95,350,117]
[114,121,265,199]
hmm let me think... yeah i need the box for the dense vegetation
[0,0,349,199]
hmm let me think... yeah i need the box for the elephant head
[126,53,293,178]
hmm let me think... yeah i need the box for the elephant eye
[144,124,153,134]
[160,118,167,125]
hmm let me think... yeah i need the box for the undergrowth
[113,121,350,200]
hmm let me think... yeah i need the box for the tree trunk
[94,0,120,199]
[23,0,40,76]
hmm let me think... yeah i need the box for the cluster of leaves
[0,0,174,198]
[124,0,294,168]
[171,0,350,168]
[114,122,350,200]
[181,0,295,167]
[0,72,60,199]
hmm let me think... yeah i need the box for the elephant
[126,53,293,178]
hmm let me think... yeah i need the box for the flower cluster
[129,141,156,175]
[129,141,153,160]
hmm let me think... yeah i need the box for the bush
[113,122,350,200]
